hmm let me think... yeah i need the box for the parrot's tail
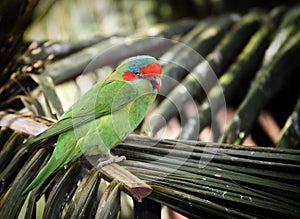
[22,155,62,195]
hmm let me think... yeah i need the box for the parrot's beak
[150,76,161,90]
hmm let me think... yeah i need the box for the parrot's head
[108,55,162,90]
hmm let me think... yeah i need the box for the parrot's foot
[97,153,126,169]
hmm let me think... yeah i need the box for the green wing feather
[25,80,137,147]
[22,80,138,194]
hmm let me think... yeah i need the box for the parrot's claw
[97,153,126,169]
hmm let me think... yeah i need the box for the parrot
[22,55,162,195]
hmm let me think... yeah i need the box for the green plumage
[23,55,161,194]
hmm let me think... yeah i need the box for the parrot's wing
[27,80,137,145]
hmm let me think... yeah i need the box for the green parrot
[22,55,162,194]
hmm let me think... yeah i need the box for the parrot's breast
[69,92,157,156]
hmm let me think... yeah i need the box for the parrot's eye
[135,72,143,78]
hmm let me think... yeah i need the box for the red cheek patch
[122,71,138,81]
[140,62,162,75]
